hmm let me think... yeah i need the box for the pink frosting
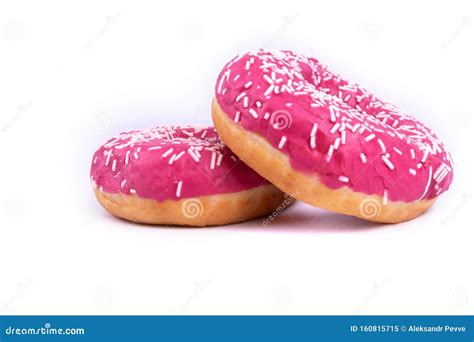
[215,49,453,202]
[90,125,269,201]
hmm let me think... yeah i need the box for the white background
[1,0,473,314]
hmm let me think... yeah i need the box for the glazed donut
[90,125,289,226]
[212,49,453,223]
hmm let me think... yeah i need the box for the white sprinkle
[278,136,287,149]
[377,139,387,153]
[310,136,316,149]
[256,101,262,108]
[416,166,432,201]
[93,156,98,165]
[217,74,226,94]
[360,153,367,163]
[417,163,422,169]
[233,74,240,81]
[188,149,199,162]
[344,94,351,102]
[409,168,417,176]
[243,96,249,108]
[249,108,259,119]
[174,151,185,161]
[433,164,446,181]
[436,168,449,183]
[235,91,246,102]
[365,134,376,142]
[393,147,403,155]
[147,146,162,150]
[352,123,361,133]
[381,155,395,170]
[245,60,251,70]
[329,105,338,122]
[168,154,177,165]
[264,84,275,96]
[125,151,131,165]
[263,74,274,84]
[230,155,238,162]
[120,179,127,188]
[176,181,183,198]
[134,151,139,160]
[310,123,318,137]
[112,159,117,171]
[421,149,429,163]
[105,150,112,166]
[130,189,136,194]
[339,175,349,183]
[210,151,217,169]
[263,112,270,120]
[383,190,388,205]
[244,81,253,89]
[334,137,341,150]
[234,111,241,123]
[330,123,340,134]
[410,148,416,159]
[162,148,174,158]
[217,153,224,166]
[341,130,347,145]
[326,145,334,162]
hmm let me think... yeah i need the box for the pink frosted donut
[212,49,453,223]
[90,125,288,226]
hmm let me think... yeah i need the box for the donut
[90,125,290,226]
[212,49,453,223]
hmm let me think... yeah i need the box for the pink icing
[215,49,453,202]
[90,125,269,201]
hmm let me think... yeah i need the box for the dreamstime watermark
[353,278,389,313]
[359,20,382,42]
[358,198,382,220]
[2,21,26,42]
[262,191,298,227]
[181,20,205,42]
[92,112,113,130]
[449,109,471,130]
[270,110,292,130]
[450,287,470,308]
[177,278,212,312]
[102,193,120,210]
[181,198,204,219]
[1,100,32,133]
[4,323,85,336]
[2,198,26,219]
[441,16,471,49]
[271,286,293,307]
[2,277,33,310]
[92,286,114,306]
[441,193,472,226]
[84,12,121,48]
[265,12,301,45]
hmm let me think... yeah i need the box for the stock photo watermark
[262,191,298,227]
[84,12,121,48]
